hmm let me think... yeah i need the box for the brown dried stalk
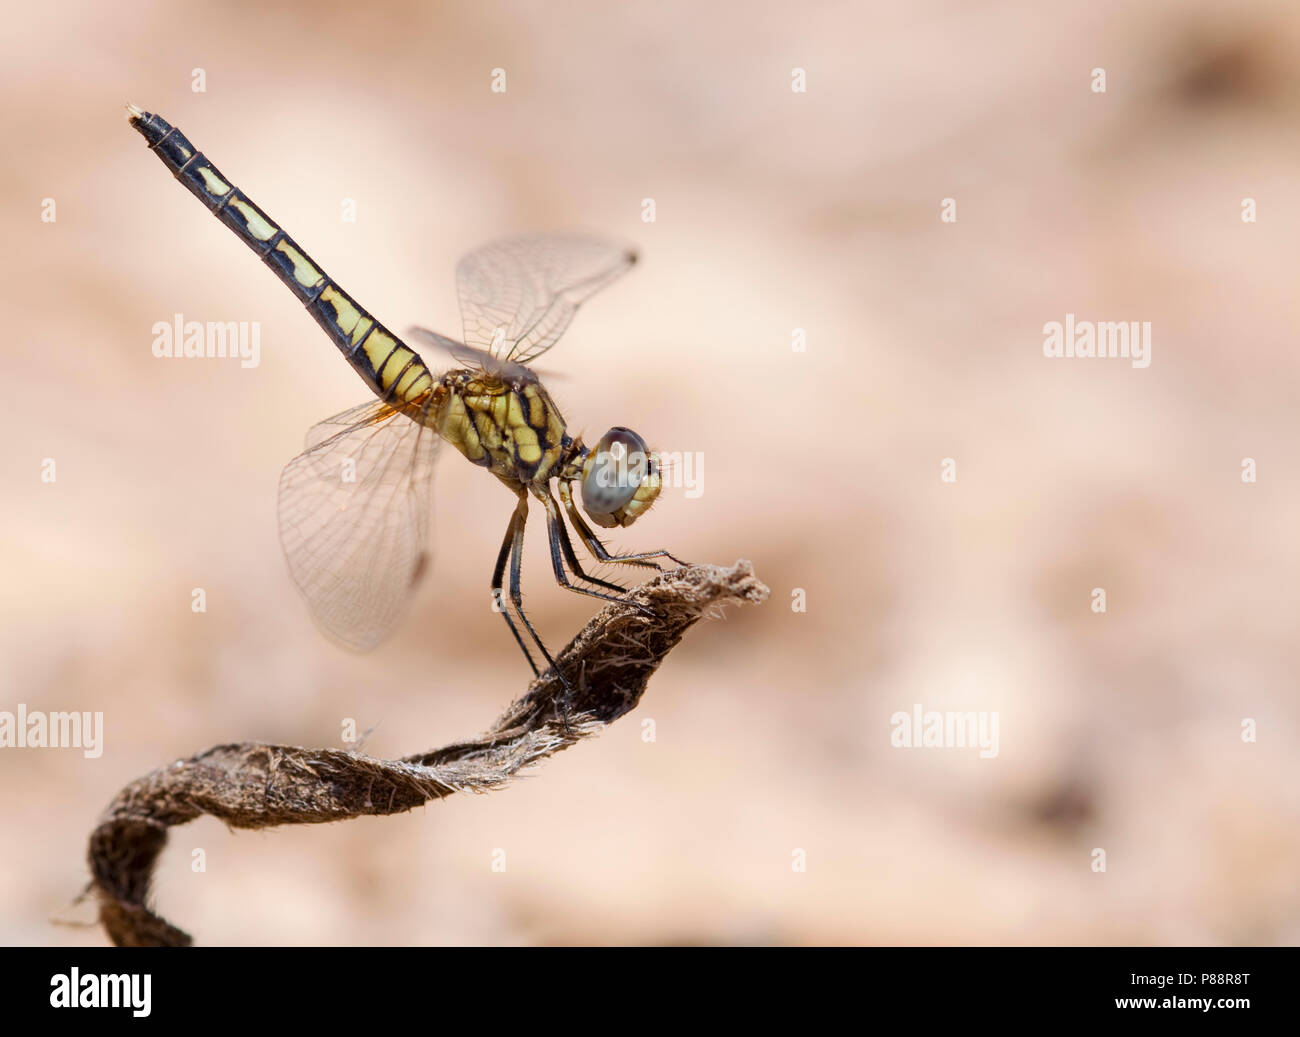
[87,560,769,946]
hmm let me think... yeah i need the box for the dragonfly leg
[558,479,689,569]
[503,493,568,682]
[540,492,633,601]
[540,491,658,620]
[492,499,540,676]
[505,494,582,728]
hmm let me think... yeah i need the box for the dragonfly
[126,105,683,676]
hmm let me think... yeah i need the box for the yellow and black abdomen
[127,107,432,404]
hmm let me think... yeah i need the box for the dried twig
[87,560,769,946]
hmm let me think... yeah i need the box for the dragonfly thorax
[430,369,572,486]
[428,372,661,527]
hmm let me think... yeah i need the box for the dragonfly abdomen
[127,107,432,405]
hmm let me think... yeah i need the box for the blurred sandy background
[2,0,1299,945]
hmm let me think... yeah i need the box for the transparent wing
[278,399,439,651]
[407,325,533,382]
[456,233,637,366]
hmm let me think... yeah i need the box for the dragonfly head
[579,427,661,528]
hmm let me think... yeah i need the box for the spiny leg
[540,490,636,603]
[504,493,567,681]
[492,499,540,676]
[504,494,582,728]
[558,479,689,568]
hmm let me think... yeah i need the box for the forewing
[456,233,637,366]
[278,399,438,651]
[407,325,532,382]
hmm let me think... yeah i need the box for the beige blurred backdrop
[2,0,1299,945]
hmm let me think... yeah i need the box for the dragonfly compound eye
[581,427,657,527]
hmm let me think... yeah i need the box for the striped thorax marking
[432,371,569,483]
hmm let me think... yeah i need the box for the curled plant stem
[87,560,769,946]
